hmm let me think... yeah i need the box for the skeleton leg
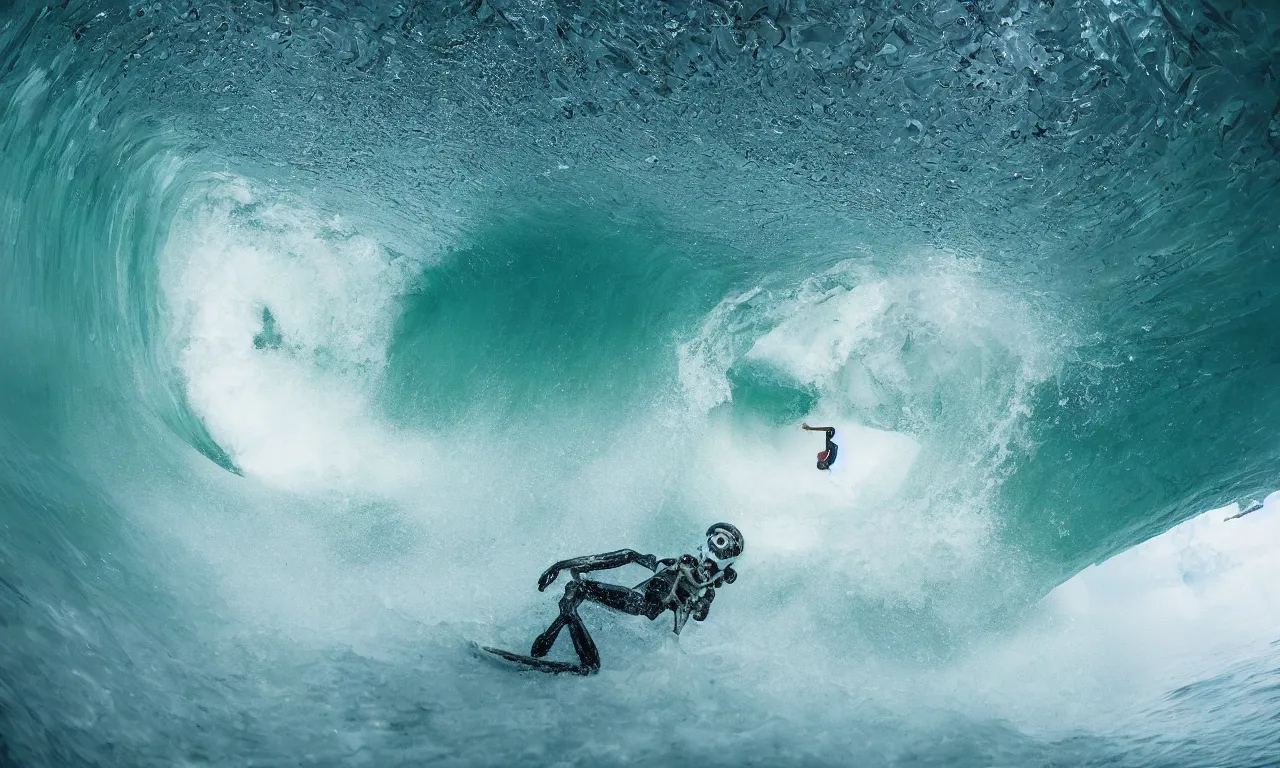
[530,579,652,671]
[530,614,568,659]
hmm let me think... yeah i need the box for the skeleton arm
[537,549,659,591]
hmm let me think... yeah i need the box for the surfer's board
[469,641,590,675]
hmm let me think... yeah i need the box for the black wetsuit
[531,550,737,671]
[822,427,838,467]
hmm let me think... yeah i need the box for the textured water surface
[1,0,1278,765]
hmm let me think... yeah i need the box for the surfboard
[469,642,591,675]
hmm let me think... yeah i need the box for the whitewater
[1,0,1278,765]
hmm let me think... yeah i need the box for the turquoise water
[2,0,1278,764]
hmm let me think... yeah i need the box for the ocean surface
[1,0,1278,765]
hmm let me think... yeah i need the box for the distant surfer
[802,423,838,470]
[479,524,744,675]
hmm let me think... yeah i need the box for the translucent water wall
[1,0,1277,764]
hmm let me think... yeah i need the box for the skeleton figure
[530,523,745,673]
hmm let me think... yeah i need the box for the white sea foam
[160,177,435,494]
[132,186,1279,761]
[675,253,1058,612]
[942,492,1280,735]
[159,190,1272,740]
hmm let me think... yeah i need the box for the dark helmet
[705,522,744,560]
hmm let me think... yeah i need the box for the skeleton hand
[537,565,561,591]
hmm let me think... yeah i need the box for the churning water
[1,0,1278,765]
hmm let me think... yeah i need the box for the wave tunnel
[2,0,1279,764]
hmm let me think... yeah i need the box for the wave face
[1,0,1278,764]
